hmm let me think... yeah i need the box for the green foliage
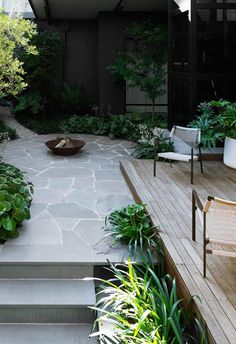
[133,125,173,159]
[92,261,208,344]
[0,163,33,240]
[104,203,156,257]
[14,29,61,116]
[15,112,63,134]
[134,141,173,159]
[60,83,89,114]
[0,11,38,98]
[108,20,167,118]
[189,99,236,147]
[20,30,60,93]
[59,114,167,142]
[219,102,236,139]
[0,121,17,140]
[13,91,44,115]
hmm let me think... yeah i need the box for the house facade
[3,0,236,125]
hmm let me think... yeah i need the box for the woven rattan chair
[192,189,236,277]
[154,126,203,184]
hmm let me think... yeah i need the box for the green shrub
[15,113,62,134]
[59,114,167,142]
[60,83,89,114]
[189,99,236,147]
[189,102,224,148]
[133,125,173,159]
[104,203,157,257]
[92,261,208,344]
[0,163,33,240]
[14,29,61,116]
[13,91,44,115]
[0,121,17,140]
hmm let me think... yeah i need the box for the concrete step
[0,279,96,323]
[0,263,94,279]
[0,324,97,344]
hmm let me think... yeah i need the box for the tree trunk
[152,99,155,121]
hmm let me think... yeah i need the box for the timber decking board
[120,159,236,344]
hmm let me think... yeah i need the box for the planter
[223,136,236,169]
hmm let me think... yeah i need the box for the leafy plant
[104,203,157,257]
[108,20,167,119]
[0,121,17,140]
[190,99,236,147]
[133,125,173,159]
[0,11,38,98]
[0,163,33,239]
[220,102,236,139]
[92,261,208,344]
[13,91,44,115]
[189,101,225,148]
[14,29,61,116]
[60,83,89,114]
[59,114,167,142]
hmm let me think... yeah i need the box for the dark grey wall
[37,12,167,115]
[66,22,98,103]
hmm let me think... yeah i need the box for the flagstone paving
[0,134,136,263]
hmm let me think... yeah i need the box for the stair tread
[0,279,95,306]
[0,324,97,343]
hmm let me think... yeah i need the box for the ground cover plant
[133,124,173,159]
[15,112,166,139]
[0,121,17,140]
[92,260,208,344]
[0,163,33,240]
[104,203,157,258]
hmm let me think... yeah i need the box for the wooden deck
[120,159,236,344]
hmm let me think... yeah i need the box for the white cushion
[158,152,198,162]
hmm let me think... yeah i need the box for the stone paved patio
[0,134,135,264]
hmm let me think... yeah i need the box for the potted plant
[221,103,236,168]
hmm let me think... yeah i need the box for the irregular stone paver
[48,202,98,219]
[96,181,130,194]
[94,169,124,181]
[97,194,134,216]
[5,220,62,246]
[39,167,93,178]
[72,177,94,190]
[0,134,134,263]
[33,188,65,204]
[65,190,102,211]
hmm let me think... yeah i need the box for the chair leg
[203,242,207,278]
[153,143,157,177]
[192,191,196,241]
[191,148,194,184]
[203,213,207,278]
[199,146,203,174]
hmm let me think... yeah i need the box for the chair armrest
[192,189,204,211]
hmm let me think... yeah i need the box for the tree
[0,11,37,98]
[108,21,168,119]
[15,30,61,116]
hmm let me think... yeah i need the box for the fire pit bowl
[45,138,86,156]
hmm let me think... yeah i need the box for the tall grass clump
[91,261,208,344]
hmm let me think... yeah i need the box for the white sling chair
[192,190,236,277]
[154,126,203,184]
